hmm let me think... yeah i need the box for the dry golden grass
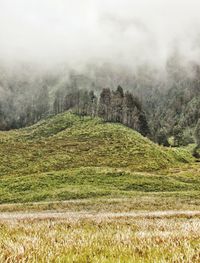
[0,211,200,263]
[1,194,200,214]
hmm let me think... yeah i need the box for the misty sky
[0,0,200,69]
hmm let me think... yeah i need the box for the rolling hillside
[0,112,195,204]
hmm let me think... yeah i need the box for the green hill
[0,112,194,204]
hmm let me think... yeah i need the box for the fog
[0,0,200,70]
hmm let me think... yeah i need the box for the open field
[1,162,200,212]
[0,211,200,262]
[1,113,200,262]
[0,112,196,205]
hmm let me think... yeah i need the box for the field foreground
[0,211,200,263]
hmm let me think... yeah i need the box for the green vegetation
[0,112,197,207]
[0,109,200,263]
[0,112,193,174]
[1,166,200,205]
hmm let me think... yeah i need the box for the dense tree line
[0,72,149,138]
[127,52,200,147]
[1,59,200,148]
[53,86,150,136]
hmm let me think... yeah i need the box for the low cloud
[0,0,200,71]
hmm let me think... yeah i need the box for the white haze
[0,0,200,71]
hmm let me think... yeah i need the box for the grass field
[0,112,195,205]
[1,163,200,212]
[1,211,200,262]
[1,112,200,262]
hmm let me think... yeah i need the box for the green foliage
[173,125,184,147]
[156,128,169,146]
[192,120,200,158]
[195,119,200,147]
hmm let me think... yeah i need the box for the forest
[1,56,200,150]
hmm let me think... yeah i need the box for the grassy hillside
[0,112,195,204]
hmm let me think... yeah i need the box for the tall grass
[0,212,200,262]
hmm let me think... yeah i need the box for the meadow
[0,112,200,262]
[1,211,200,262]
[0,112,194,205]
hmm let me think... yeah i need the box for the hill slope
[0,112,192,174]
[0,112,194,203]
